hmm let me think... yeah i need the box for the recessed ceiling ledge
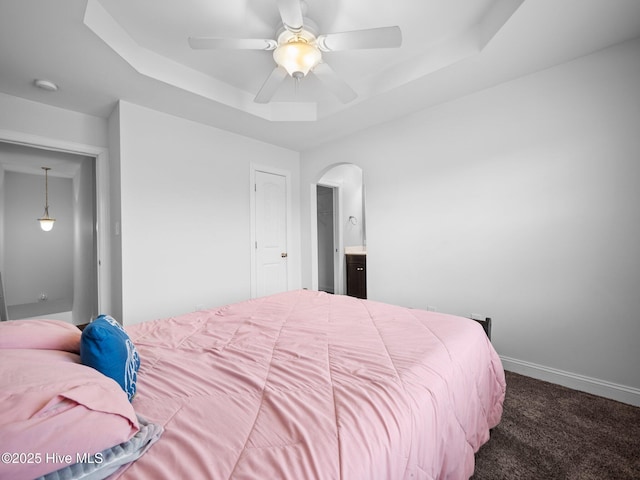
[84,0,320,122]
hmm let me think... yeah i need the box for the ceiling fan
[188,0,402,104]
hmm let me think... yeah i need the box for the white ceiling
[1,0,640,152]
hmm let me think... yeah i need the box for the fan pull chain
[292,71,303,96]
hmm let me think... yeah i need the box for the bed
[1,289,505,480]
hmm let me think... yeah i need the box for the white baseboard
[500,356,640,407]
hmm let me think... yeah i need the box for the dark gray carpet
[472,371,640,480]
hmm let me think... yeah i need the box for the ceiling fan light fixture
[188,2,401,104]
[273,39,321,78]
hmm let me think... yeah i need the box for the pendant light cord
[43,167,50,216]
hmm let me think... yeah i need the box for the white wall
[0,93,108,148]
[114,101,301,325]
[301,38,640,403]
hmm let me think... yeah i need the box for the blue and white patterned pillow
[80,315,141,401]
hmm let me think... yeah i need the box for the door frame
[249,163,294,298]
[0,129,111,315]
[316,182,343,294]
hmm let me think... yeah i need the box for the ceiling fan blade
[317,26,402,52]
[276,0,304,33]
[312,62,357,104]
[254,66,288,103]
[188,37,277,51]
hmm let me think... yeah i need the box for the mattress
[115,290,505,479]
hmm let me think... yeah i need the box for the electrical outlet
[427,305,437,312]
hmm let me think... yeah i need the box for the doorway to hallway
[0,142,98,324]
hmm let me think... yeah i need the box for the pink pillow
[0,349,139,479]
[0,319,82,353]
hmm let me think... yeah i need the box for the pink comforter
[117,290,505,479]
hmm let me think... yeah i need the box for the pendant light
[38,167,56,232]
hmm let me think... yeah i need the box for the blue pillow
[80,315,140,401]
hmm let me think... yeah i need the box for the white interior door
[254,170,288,297]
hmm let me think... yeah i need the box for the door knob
[281,253,288,258]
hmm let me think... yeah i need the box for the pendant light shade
[38,167,56,232]
[39,217,55,232]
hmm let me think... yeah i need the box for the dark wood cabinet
[346,254,367,299]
